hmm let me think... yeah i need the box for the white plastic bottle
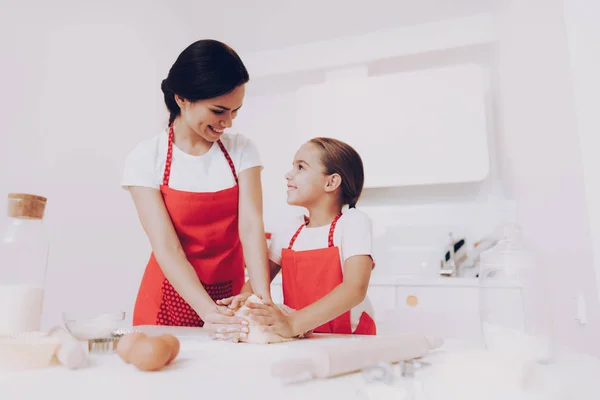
[0,193,50,335]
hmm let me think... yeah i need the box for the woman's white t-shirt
[268,208,376,332]
[121,130,262,191]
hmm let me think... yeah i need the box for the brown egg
[128,336,172,372]
[158,334,180,364]
[116,332,147,363]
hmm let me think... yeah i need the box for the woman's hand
[203,305,249,342]
[216,292,252,310]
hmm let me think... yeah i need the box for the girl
[220,137,376,337]
[121,39,271,340]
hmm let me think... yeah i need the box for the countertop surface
[1,326,599,400]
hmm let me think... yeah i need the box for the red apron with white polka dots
[132,125,244,326]
[280,214,376,335]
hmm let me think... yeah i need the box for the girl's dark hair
[161,39,250,126]
[309,137,365,208]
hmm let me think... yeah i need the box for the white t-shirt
[121,130,262,192]
[268,208,376,332]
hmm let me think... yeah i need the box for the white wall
[0,0,198,328]
[494,0,600,355]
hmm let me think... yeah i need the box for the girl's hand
[216,293,252,310]
[244,299,297,338]
[203,305,249,342]
[276,304,314,338]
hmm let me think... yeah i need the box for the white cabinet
[295,64,490,188]
[380,285,481,340]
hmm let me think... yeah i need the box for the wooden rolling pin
[270,333,443,380]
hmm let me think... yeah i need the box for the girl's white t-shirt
[121,130,262,191]
[268,208,376,332]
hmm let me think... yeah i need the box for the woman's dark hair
[161,39,250,126]
[309,137,365,208]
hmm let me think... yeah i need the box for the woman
[121,39,271,340]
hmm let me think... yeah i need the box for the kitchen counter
[1,326,599,400]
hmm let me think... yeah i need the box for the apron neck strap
[162,125,238,186]
[216,140,238,184]
[287,213,343,249]
[163,125,175,186]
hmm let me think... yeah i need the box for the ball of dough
[234,294,298,344]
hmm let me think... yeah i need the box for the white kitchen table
[1,326,599,400]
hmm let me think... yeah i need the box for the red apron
[132,126,245,326]
[281,214,376,335]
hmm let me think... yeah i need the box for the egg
[128,336,172,372]
[116,332,146,364]
[158,334,180,364]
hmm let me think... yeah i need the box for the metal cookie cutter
[361,362,396,385]
[88,337,119,354]
[401,358,431,376]
[88,327,142,354]
[361,358,430,385]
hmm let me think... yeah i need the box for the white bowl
[62,312,125,340]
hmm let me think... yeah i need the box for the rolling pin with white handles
[270,333,443,381]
